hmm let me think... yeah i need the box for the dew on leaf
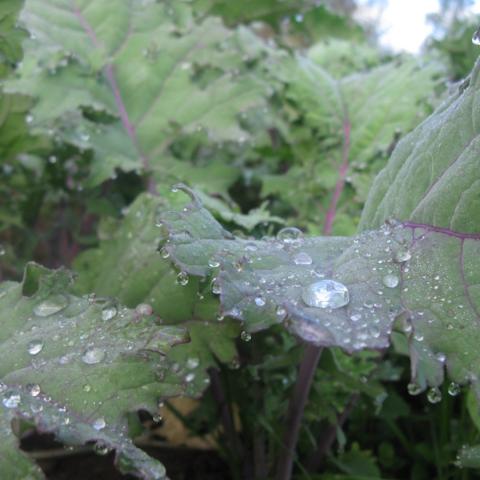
[473,27,480,45]
[135,303,153,316]
[33,294,69,316]
[407,382,422,395]
[83,384,92,392]
[82,347,106,365]
[302,279,349,309]
[159,246,170,258]
[101,306,117,321]
[254,296,266,307]
[427,386,442,404]
[92,417,106,431]
[176,271,189,286]
[2,392,21,408]
[186,357,200,369]
[394,248,412,263]
[93,442,110,456]
[276,306,287,319]
[185,372,195,383]
[25,114,34,124]
[27,339,44,356]
[293,252,312,265]
[277,227,303,244]
[211,278,221,295]
[382,274,399,288]
[448,382,461,396]
[208,258,220,268]
[27,383,41,397]
[240,331,252,342]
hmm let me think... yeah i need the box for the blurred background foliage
[1,0,480,479]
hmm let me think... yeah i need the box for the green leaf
[8,0,267,185]
[73,193,239,395]
[0,263,189,478]
[159,182,480,397]
[360,59,480,234]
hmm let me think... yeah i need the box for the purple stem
[71,3,156,194]
[275,345,323,480]
[275,113,351,480]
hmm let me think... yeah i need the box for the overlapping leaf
[6,0,268,186]
[0,263,190,478]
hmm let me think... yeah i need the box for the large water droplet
[382,274,399,289]
[293,252,312,265]
[427,386,442,404]
[101,305,117,321]
[473,27,480,45]
[254,296,266,307]
[33,294,68,317]
[2,391,21,408]
[301,279,349,309]
[27,339,44,356]
[185,372,195,383]
[82,347,106,365]
[277,227,303,244]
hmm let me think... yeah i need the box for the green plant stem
[275,345,323,480]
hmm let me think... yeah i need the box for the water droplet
[427,386,442,404]
[413,332,424,342]
[244,243,257,252]
[208,258,220,268]
[293,252,312,265]
[302,279,349,309]
[473,27,480,45]
[176,271,189,286]
[82,347,106,365]
[216,313,224,322]
[0,244,5,256]
[93,442,110,456]
[382,274,399,288]
[83,384,92,392]
[185,372,195,383]
[394,249,411,263]
[240,331,251,342]
[152,413,163,423]
[135,303,153,316]
[276,306,287,319]
[2,391,21,408]
[25,114,34,124]
[350,313,362,322]
[159,246,170,258]
[33,294,69,316]
[93,417,106,431]
[407,382,422,395]
[277,227,303,244]
[448,382,461,396]
[186,357,199,369]
[27,339,44,356]
[101,306,117,321]
[254,296,266,307]
[211,278,221,295]
[436,352,446,363]
[27,384,41,397]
